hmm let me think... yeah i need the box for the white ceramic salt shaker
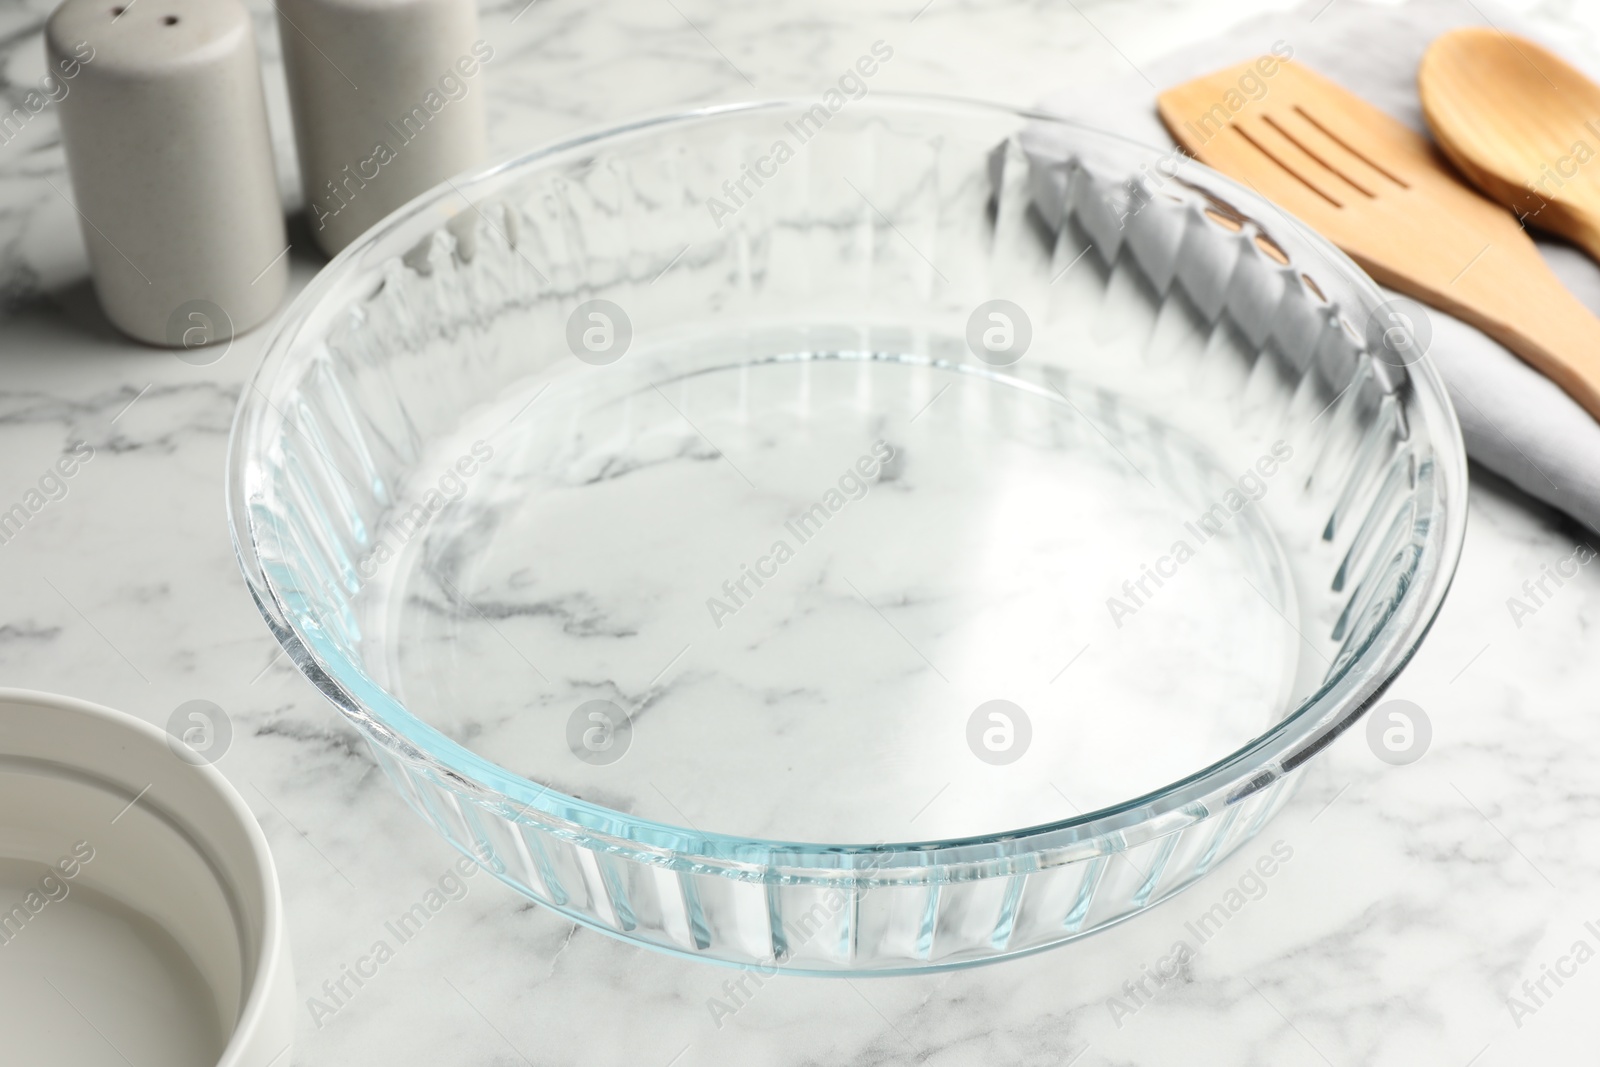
[277,0,490,256]
[46,0,287,349]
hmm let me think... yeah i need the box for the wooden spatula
[1157,59,1600,424]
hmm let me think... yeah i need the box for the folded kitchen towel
[1032,0,1600,534]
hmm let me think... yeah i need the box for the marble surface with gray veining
[3,0,1600,1063]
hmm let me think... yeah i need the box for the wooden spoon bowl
[1420,27,1600,260]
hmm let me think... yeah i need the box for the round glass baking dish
[228,96,1466,973]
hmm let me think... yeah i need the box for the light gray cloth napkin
[1034,0,1600,533]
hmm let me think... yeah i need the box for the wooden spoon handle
[1552,204,1600,267]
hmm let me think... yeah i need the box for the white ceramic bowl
[0,689,294,1066]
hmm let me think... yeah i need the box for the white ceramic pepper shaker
[277,0,490,256]
[46,0,287,348]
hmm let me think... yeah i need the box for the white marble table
[2,0,1598,1063]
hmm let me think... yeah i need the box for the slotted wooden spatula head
[1157,59,1532,312]
[1157,58,1600,424]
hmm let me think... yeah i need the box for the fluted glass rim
[227,94,1468,872]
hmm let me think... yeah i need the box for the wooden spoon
[1157,58,1600,424]
[1419,27,1600,260]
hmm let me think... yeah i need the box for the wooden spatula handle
[1379,245,1600,424]
[1470,272,1600,421]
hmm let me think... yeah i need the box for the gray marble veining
[1,0,1597,1063]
